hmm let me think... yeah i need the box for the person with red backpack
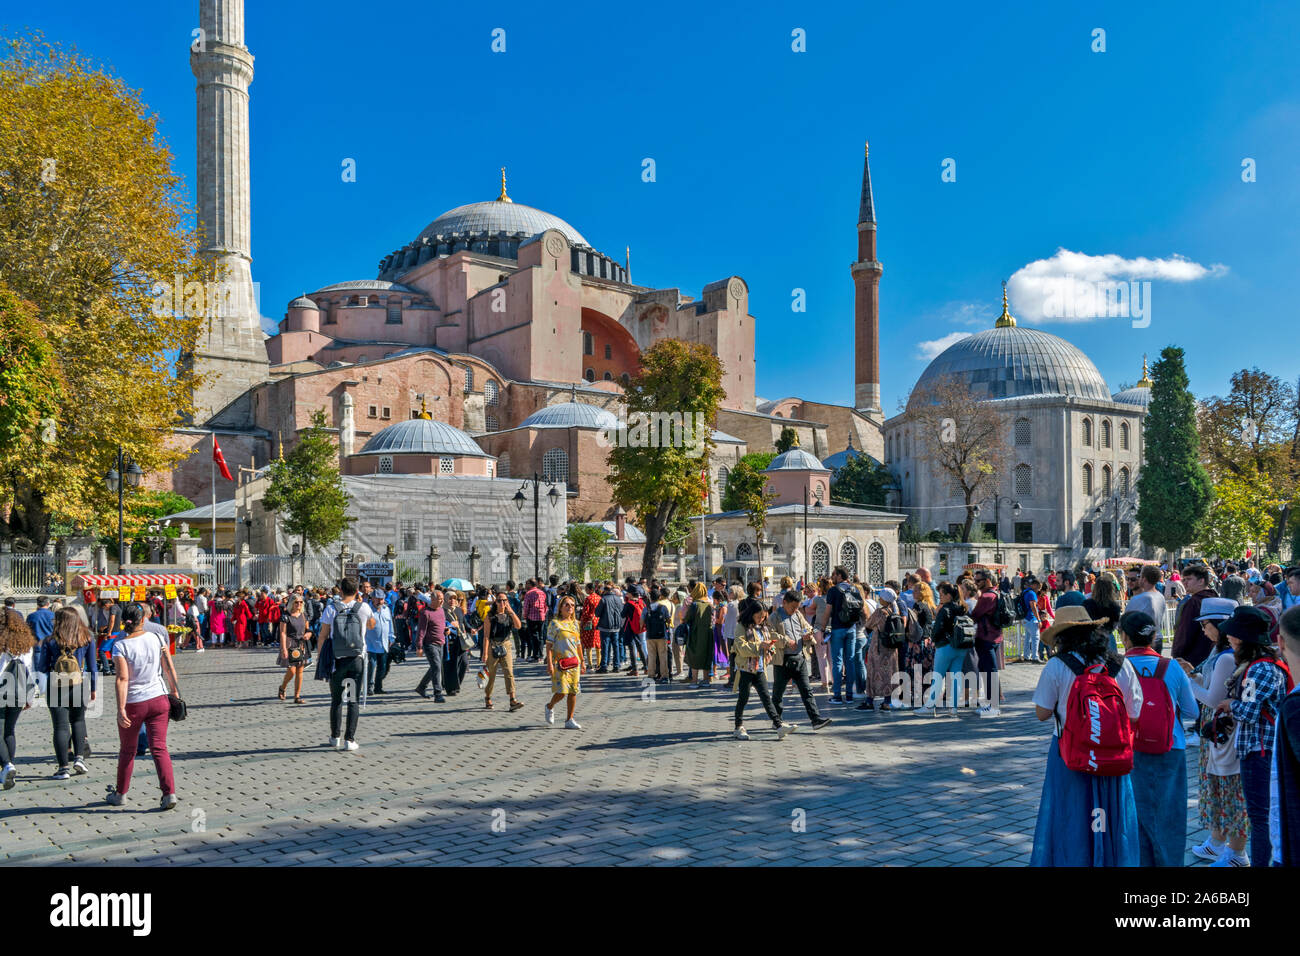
[1214,605,1291,868]
[1120,610,1199,866]
[1030,604,1143,866]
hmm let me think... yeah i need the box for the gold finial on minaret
[864,140,869,157]
[497,167,512,203]
[417,396,432,420]
[1137,354,1153,388]
[995,280,1017,328]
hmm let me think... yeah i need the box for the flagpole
[211,431,217,573]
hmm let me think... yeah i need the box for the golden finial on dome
[995,280,1017,328]
[1137,354,1153,388]
[417,396,432,420]
[497,167,512,203]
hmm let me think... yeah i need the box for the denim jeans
[623,632,647,669]
[854,631,868,695]
[829,627,855,699]
[1022,619,1041,661]
[1240,751,1273,868]
[600,631,623,669]
[929,643,967,711]
[416,644,445,700]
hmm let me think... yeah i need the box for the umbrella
[441,578,473,591]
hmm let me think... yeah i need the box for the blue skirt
[1130,749,1188,867]
[1030,739,1139,866]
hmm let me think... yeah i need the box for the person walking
[317,578,375,750]
[276,594,313,703]
[683,582,715,687]
[366,591,393,695]
[927,582,975,715]
[579,582,602,671]
[36,607,98,779]
[1020,575,1044,663]
[105,603,183,809]
[414,590,447,703]
[482,591,524,711]
[770,589,832,731]
[824,567,864,704]
[970,570,1005,716]
[544,595,584,729]
[522,579,548,662]
[596,583,625,674]
[731,602,793,740]
[0,609,39,790]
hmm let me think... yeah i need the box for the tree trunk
[640,501,674,580]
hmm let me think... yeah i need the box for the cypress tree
[1135,346,1212,554]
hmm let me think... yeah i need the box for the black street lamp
[972,493,1021,567]
[104,446,143,567]
[514,473,560,580]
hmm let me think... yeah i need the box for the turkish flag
[213,437,234,481]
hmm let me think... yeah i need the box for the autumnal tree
[607,340,725,579]
[1136,346,1212,555]
[902,374,1009,542]
[261,411,353,555]
[1196,469,1280,561]
[0,36,208,545]
[720,452,775,512]
[552,524,615,582]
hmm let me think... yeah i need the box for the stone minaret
[851,141,883,415]
[188,0,268,422]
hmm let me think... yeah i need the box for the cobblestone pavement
[0,648,1209,865]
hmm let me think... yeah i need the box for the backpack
[625,599,644,636]
[835,584,863,626]
[951,613,977,649]
[1241,657,1294,754]
[1132,656,1175,755]
[51,644,85,698]
[2,655,32,708]
[1057,654,1134,775]
[331,601,366,660]
[880,605,909,648]
[645,603,669,642]
[673,621,689,646]
[994,591,1017,630]
[1015,591,1031,621]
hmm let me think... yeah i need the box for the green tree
[1136,346,1213,554]
[775,426,798,453]
[0,36,208,544]
[261,410,354,555]
[608,340,726,579]
[552,524,615,582]
[1196,470,1279,560]
[831,452,892,507]
[119,490,196,562]
[720,452,775,512]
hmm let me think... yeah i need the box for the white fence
[0,554,61,594]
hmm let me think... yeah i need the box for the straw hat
[1040,604,1110,650]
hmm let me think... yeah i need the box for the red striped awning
[73,574,195,589]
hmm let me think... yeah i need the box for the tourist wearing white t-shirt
[317,578,375,751]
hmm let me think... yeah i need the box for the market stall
[72,573,195,663]
[1097,557,1160,568]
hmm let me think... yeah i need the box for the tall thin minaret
[188,0,268,422]
[851,141,883,415]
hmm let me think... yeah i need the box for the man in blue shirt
[367,592,393,695]
[26,596,55,643]
[1020,577,1042,662]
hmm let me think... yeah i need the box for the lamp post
[1094,494,1129,561]
[514,473,560,580]
[803,485,823,584]
[104,446,143,568]
[972,493,1021,568]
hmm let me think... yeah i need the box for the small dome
[1112,385,1153,409]
[357,417,489,458]
[822,447,861,471]
[288,296,319,310]
[520,402,618,430]
[765,448,827,472]
[417,200,589,248]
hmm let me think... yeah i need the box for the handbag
[168,694,188,721]
[558,655,580,671]
[490,641,509,659]
[459,631,475,652]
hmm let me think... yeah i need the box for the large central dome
[416,199,589,248]
[911,326,1111,406]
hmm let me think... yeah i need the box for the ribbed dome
[910,326,1111,406]
[357,418,489,457]
[766,448,828,472]
[316,280,418,294]
[417,200,588,248]
[1112,385,1153,409]
[520,402,619,430]
[288,296,318,310]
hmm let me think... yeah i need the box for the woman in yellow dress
[544,595,584,730]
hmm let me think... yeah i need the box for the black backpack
[994,591,1017,630]
[331,601,366,660]
[951,614,977,649]
[835,584,863,626]
[645,603,669,641]
[1015,590,1030,621]
[880,605,909,648]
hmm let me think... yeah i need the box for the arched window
[459,363,474,394]
[1014,463,1032,497]
[1082,463,1093,495]
[839,541,858,577]
[717,466,730,496]
[604,344,612,360]
[484,380,499,406]
[484,413,499,431]
[813,481,825,503]
[1102,464,1112,496]
[1082,418,1093,447]
[1120,421,1130,451]
[1101,419,1112,449]
[811,542,830,579]
[543,447,568,484]
[497,453,510,478]
[582,331,593,356]
[584,368,595,382]
[1119,466,1130,497]
[868,542,886,587]
[603,371,613,381]
[1014,418,1031,446]
[736,542,753,559]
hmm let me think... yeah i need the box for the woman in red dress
[233,590,252,648]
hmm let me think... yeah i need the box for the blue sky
[18,0,1300,412]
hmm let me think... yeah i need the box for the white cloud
[1008,248,1227,324]
[260,313,280,337]
[916,331,973,360]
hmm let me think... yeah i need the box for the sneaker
[564,719,582,730]
[105,787,124,806]
[830,697,844,705]
[196,648,205,654]
[160,793,179,810]
[53,768,71,781]
[733,727,750,740]
[811,717,833,731]
[978,706,1002,718]
[1209,848,1249,867]
[328,737,341,749]
[434,695,446,703]
[544,705,555,726]
[342,740,359,752]
[73,758,88,775]
[415,686,429,699]
[2,764,14,790]
[855,700,874,711]
[777,722,796,740]
[1191,838,1226,862]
